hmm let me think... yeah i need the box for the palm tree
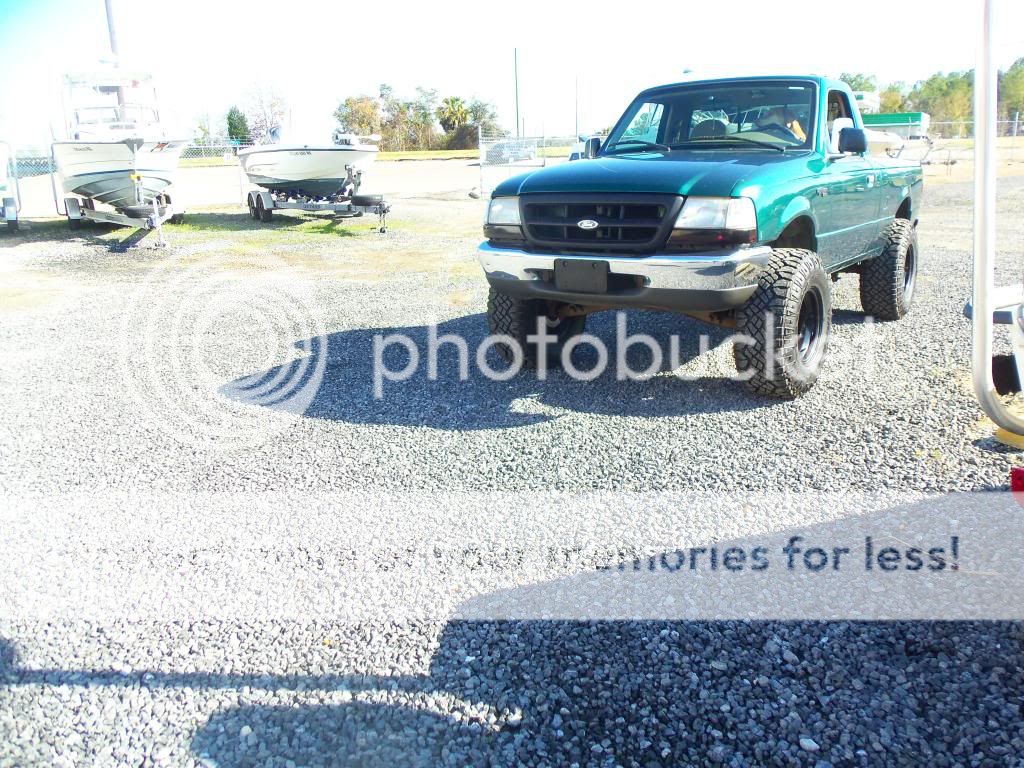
[436,96,470,134]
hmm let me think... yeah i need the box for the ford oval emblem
[577,219,599,230]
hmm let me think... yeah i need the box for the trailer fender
[257,191,275,211]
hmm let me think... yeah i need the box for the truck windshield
[604,80,816,153]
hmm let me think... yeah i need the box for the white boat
[52,68,187,216]
[238,127,379,199]
[865,128,906,158]
[1,140,19,231]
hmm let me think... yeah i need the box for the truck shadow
[220,311,774,432]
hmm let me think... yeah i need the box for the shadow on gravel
[221,311,774,431]
[4,620,1024,767]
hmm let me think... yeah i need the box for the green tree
[436,96,470,133]
[879,83,909,113]
[411,87,439,150]
[226,106,249,143]
[839,72,878,92]
[999,58,1024,118]
[333,95,382,136]
[466,98,501,135]
[194,113,212,144]
[910,71,973,124]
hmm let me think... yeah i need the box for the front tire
[486,289,586,369]
[735,248,832,398]
[859,218,918,321]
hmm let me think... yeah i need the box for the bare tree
[246,87,287,143]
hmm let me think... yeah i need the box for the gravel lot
[1,166,1023,766]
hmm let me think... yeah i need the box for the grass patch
[180,156,239,168]
[378,149,479,161]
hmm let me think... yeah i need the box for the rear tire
[486,289,586,369]
[735,248,832,398]
[256,196,272,222]
[859,218,918,321]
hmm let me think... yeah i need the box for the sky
[1,0,1023,147]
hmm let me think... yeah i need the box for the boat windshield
[75,105,159,127]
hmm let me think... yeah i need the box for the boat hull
[0,142,10,197]
[52,139,187,211]
[238,146,378,198]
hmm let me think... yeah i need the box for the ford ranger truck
[478,75,923,397]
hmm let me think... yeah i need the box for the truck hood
[495,151,811,198]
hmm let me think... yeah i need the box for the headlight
[674,197,757,231]
[668,197,757,250]
[485,197,521,226]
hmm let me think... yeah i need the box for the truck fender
[766,197,818,247]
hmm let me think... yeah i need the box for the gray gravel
[1,174,1023,766]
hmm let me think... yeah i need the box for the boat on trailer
[0,141,20,231]
[239,128,389,230]
[52,67,188,235]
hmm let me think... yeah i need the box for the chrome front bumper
[478,242,773,312]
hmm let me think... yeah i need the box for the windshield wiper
[671,137,788,153]
[602,139,672,154]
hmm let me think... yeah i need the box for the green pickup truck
[479,75,923,397]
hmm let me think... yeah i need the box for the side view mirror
[838,127,868,155]
[584,137,602,159]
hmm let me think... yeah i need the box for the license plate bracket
[554,259,609,293]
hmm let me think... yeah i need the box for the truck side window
[827,91,852,138]
[622,103,664,143]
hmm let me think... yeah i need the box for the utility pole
[512,48,520,140]
[575,75,579,137]
[1013,111,1020,163]
[104,0,124,107]
[104,0,120,59]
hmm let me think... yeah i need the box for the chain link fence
[477,132,605,194]
[180,142,254,166]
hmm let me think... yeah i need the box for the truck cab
[479,75,923,398]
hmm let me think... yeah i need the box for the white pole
[972,0,1024,435]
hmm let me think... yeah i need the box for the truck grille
[521,193,682,254]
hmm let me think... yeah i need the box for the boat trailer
[245,167,390,232]
[54,167,184,246]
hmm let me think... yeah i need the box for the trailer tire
[859,218,918,321]
[247,193,258,220]
[6,220,17,233]
[486,288,586,369]
[170,213,185,225]
[351,194,384,207]
[69,217,82,230]
[256,196,272,222]
[734,248,832,399]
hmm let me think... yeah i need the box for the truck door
[817,90,882,266]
